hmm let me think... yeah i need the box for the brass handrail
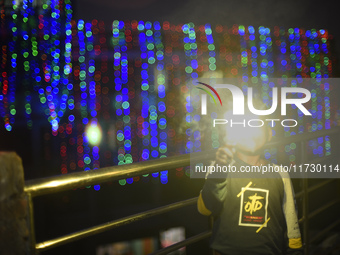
[35,197,198,252]
[295,179,336,199]
[308,198,340,219]
[24,127,340,198]
[310,218,340,243]
[24,151,214,197]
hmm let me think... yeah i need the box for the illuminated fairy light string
[279,28,297,163]
[279,28,294,163]
[319,29,331,156]
[248,25,257,85]
[239,25,248,90]
[112,20,127,185]
[310,29,325,158]
[64,0,73,119]
[132,20,150,183]
[162,21,183,179]
[21,0,32,132]
[121,22,132,168]
[294,28,304,135]
[37,12,47,115]
[144,21,161,181]
[320,29,331,129]
[6,4,15,131]
[74,20,88,176]
[85,21,101,190]
[77,20,92,182]
[73,20,83,174]
[283,28,298,164]
[305,29,322,158]
[182,22,198,157]
[38,1,56,134]
[123,21,133,172]
[120,20,133,183]
[21,0,33,129]
[47,0,71,136]
[85,22,96,121]
[154,20,168,184]
[204,23,219,150]
[66,19,76,128]
[146,21,158,176]
[49,0,60,134]
[238,24,250,108]
[6,1,18,131]
[260,26,277,163]
[95,20,113,167]
[0,0,7,129]
[0,12,338,184]
[306,29,318,132]
[258,26,270,104]
[276,27,289,160]
[315,29,330,157]
[55,0,70,135]
[140,20,150,171]
[138,21,150,168]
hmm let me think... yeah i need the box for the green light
[148,57,155,64]
[123,115,130,123]
[147,43,154,50]
[122,101,130,109]
[119,179,126,185]
[142,84,149,91]
[84,157,91,164]
[185,66,193,73]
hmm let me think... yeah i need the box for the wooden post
[0,152,30,254]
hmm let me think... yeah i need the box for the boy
[197,113,303,255]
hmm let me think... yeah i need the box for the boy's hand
[215,146,235,165]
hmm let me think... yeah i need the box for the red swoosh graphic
[197,82,223,106]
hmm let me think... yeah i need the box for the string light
[0,9,337,183]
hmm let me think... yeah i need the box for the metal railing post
[0,152,31,254]
[27,192,37,255]
[301,141,309,255]
[209,216,215,255]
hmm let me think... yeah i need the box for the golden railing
[24,127,340,254]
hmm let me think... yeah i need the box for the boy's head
[223,98,272,155]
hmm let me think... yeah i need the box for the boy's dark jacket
[198,157,303,255]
